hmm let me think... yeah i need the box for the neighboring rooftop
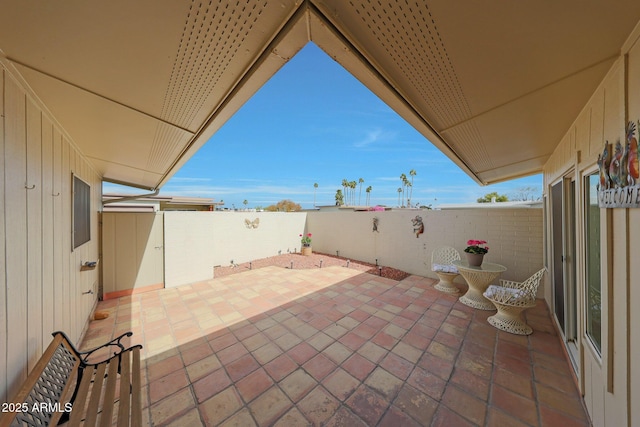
[103,193,221,212]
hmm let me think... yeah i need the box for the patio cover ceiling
[1,1,639,189]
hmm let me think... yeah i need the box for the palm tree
[408,169,416,207]
[358,178,364,205]
[399,173,407,207]
[243,199,248,210]
[313,183,318,207]
[341,179,348,205]
[349,181,357,205]
[397,187,402,206]
[365,185,372,206]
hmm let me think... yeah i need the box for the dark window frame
[73,174,91,249]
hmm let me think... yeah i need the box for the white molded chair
[431,247,461,294]
[483,268,546,335]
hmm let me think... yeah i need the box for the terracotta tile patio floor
[81,266,591,426]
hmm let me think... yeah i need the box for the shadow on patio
[80,264,589,426]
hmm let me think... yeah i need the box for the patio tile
[406,366,447,400]
[82,265,591,427]
[490,384,538,425]
[393,383,439,425]
[486,407,530,427]
[418,353,454,381]
[342,353,376,381]
[365,367,403,400]
[432,405,477,427]
[236,368,274,403]
[357,341,388,363]
[380,352,414,380]
[264,354,298,381]
[252,342,282,364]
[180,341,214,366]
[199,386,243,426]
[307,331,334,351]
[274,332,302,351]
[150,388,196,426]
[287,342,318,365]
[226,353,260,382]
[186,354,223,382]
[219,408,257,427]
[494,366,534,399]
[322,368,360,401]
[149,368,189,404]
[392,341,423,364]
[163,408,204,427]
[345,385,388,426]
[539,404,591,427]
[535,382,589,421]
[297,385,340,425]
[248,386,293,426]
[303,353,337,381]
[193,368,232,403]
[441,384,487,425]
[273,407,311,427]
[279,369,317,402]
[338,331,367,351]
[451,366,491,401]
[379,405,423,427]
[216,342,248,365]
[534,364,579,394]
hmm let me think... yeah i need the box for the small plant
[300,233,312,247]
[464,239,489,254]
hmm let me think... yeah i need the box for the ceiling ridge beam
[4,56,196,135]
[440,54,619,135]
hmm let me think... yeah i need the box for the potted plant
[464,239,489,266]
[300,233,312,255]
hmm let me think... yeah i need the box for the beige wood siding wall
[542,21,640,425]
[0,65,101,403]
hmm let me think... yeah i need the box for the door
[551,178,579,368]
[102,212,164,298]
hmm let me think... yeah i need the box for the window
[585,173,601,354]
[73,174,91,249]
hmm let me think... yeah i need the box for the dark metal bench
[0,331,142,427]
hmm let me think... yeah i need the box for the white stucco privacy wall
[163,211,307,287]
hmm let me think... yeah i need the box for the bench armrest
[53,330,139,365]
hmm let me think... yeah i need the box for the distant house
[103,193,221,212]
[437,200,543,210]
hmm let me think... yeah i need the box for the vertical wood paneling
[1,64,102,402]
[41,116,54,350]
[70,150,77,340]
[4,75,28,399]
[26,99,43,372]
[61,138,71,339]
[0,68,8,403]
[52,129,62,332]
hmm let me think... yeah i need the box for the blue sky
[105,43,541,209]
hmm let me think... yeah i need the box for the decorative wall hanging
[372,217,379,232]
[245,218,260,228]
[597,120,640,208]
[411,215,424,238]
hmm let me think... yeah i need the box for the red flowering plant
[300,233,312,247]
[464,239,489,254]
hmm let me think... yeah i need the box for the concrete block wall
[306,208,544,287]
